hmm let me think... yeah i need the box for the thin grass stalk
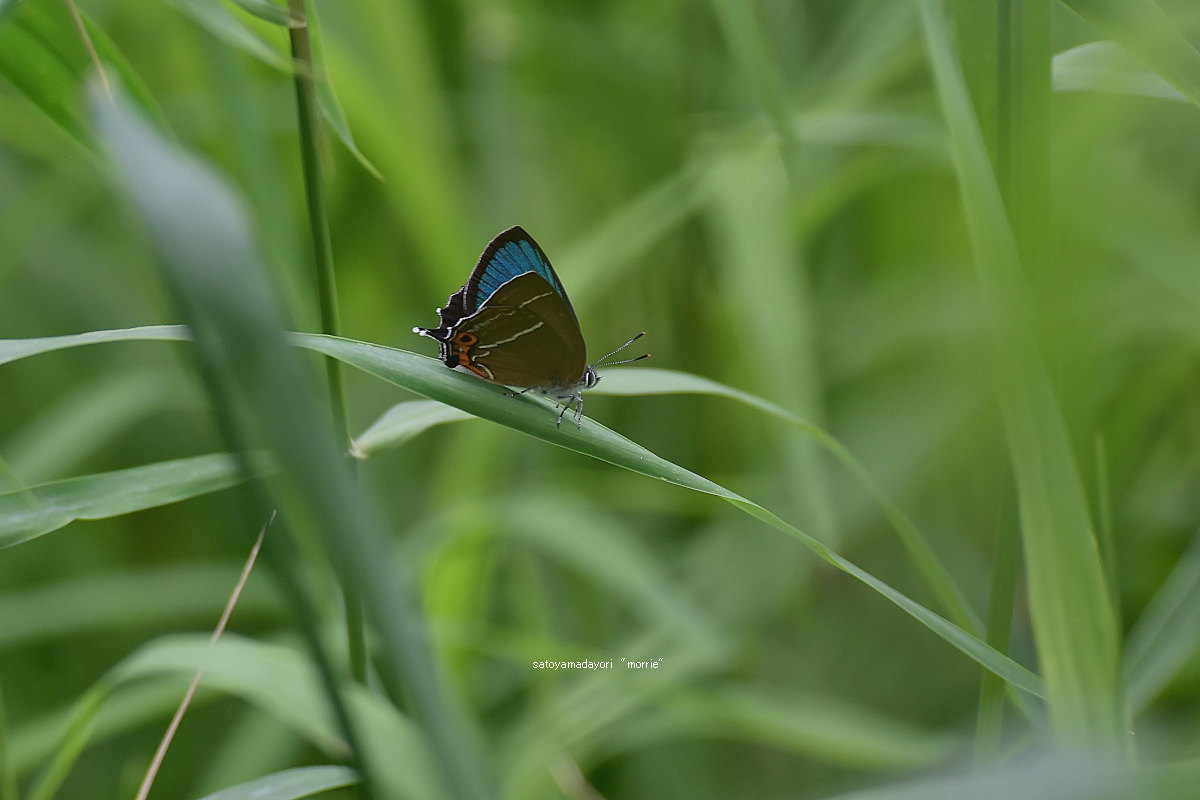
[134,514,271,800]
[286,0,367,685]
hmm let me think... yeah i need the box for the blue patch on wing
[474,238,565,308]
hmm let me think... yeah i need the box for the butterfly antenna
[595,332,650,367]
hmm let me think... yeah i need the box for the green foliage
[3,0,1200,798]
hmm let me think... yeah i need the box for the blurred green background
[2,0,1200,798]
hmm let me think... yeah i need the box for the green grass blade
[0,564,282,651]
[164,0,290,71]
[3,367,184,484]
[296,333,1043,698]
[919,0,1120,747]
[90,87,492,799]
[350,400,474,458]
[673,685,958,768]
[1063,0,1200,108]
[0,454,259,550]
[0,321,1039,696]
[1054,41,1188,102]
[1124,531,1200,713]
[0,1,166,150]
[196,765,358,800]
[114,635,451,800]
[0,325,189,367]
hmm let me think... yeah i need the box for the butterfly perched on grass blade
[414,226,647,427]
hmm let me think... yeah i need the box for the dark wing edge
[466,226,575,316]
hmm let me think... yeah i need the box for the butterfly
[413,226,647,427]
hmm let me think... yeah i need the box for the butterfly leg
[554,393,583,429]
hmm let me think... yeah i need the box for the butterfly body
[414,226,609,426]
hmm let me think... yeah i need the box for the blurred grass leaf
[670,685,957,768]
[0,564,282,652]
[1124,531,1200,713]
[196,765,358,800]
[1063,0,1200,108]
[350,400,473,457]
[164,0,291,71]
[0,1,165,149]
[225,0,297,28]
[90,85,491,799]
[3,367,186,484]
[1054,41,1188,102]
[0,454,260,550]
[920,0,1119,747]
[303,0,383,180]
[114,635,450,800]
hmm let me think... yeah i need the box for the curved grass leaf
[110,636,448,800]
[1124,530,1200,713]
[0,324,1043,698]
[1054,41,1187,103]
[0,453,260,550]
[225,0,297,28]
[1062,0,1200,109]
[0,325,188,367]
[350,400,473,458]
[295,333,1044,699]
[164,0,291,71]
[196,765,358,800]
[358,366,978,634]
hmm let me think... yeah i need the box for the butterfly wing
[448,273,587,388]
[463,226,578,318]
[414,227,589,389]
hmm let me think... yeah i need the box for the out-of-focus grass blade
[919,0,1120,746]
[0,454,259,550]
[1054,41,1187,102]
[3,368,185,484]
[503,492,719,652]
[667,685,957,768]
[1124,531,1200,713]
[113,635,345,755]
[304,0,383,180]
[0,1,166,149]
[196,765,358,800]
[564,164,710,306]
[90,87,490,799]
[1063,0,1200,108]
[0,565,282,651]
[164,0,290,71]
[816,752,1200,800]
[225,0,297,28]
[114,635,450,800]
[296,334,1043,698]
[10,679,209,779]
[350,400,473,458]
